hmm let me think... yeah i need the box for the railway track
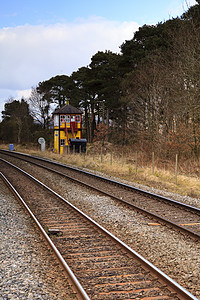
[0,149,200,240]
[0,157,197,299]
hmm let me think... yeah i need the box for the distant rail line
[0,156,197,299]
[0,149,200,241]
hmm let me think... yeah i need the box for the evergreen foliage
[0,99,34,143]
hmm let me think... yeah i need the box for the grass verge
[1,143,200,199]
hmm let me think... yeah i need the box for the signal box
[53,102,86,154]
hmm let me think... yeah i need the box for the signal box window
[60,115,65,123]
[71,116,75,122]
[60,139,65,146]
[76,115,80,122]
[66,115,70,123]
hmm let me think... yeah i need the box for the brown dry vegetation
[1,142,200,199]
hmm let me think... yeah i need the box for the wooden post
[135,151,138,174]
[101,146,103,163]
[84,148,87,161]
[110,149,113,165]
[175,154,178,184]
[152,152,155,175]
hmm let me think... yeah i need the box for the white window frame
[54,115,59,126]
[60,139,65,146]
[71,115,75,122]
[76,115,81,123]
[60,115,65,123]
[66,115,70,123]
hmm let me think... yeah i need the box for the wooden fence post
[175,154,178,184]
[122,150,124,165]
[152,152,155,175]
[84,148,86,161]
[135,151,138,174]
[110,149,113,165]
[101,146,103,163]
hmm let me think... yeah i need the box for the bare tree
[28,87,51,129]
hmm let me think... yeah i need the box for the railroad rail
[0,149,200,240]
[0,157,198,299]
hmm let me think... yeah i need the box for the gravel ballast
[60,179,200,297]
[20,161,200,298]
[1,155,200,298]
[0,179,77,300]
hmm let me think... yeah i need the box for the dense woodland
[1,2,200,158]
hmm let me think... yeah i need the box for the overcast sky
[0,0,197,118]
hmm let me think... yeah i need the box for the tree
[1,99,34,143]
[89,51,122,124]
[120,3,200,157]
[182,1,200,26]
[37,75,79,108]
[72,51,123,143]
[120,18,182,74]
[72,66,99,143]
[28,87,51,129]
[167,18,200,157]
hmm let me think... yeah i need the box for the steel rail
[0,158,198,300]
[0,171,90,300]
[1,149,200,214]
[1,150,200,240]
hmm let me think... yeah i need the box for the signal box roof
[53,103,83,115]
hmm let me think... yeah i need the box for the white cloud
[0,17,139,118]
[182,0,198,11]
[189,0,198,5]
[167,0,197,18]
[16,89,32,99]
[0,18,138,91]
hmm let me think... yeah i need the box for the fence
[64,147,181,185]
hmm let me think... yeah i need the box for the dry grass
[1,143,200,198]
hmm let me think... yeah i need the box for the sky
[0,0,197,119]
